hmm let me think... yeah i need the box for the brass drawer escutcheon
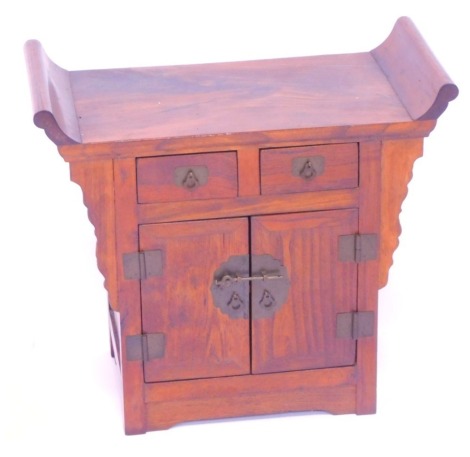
[174,166,209,190]
[292,156,325,180]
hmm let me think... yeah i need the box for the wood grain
[137,151,238,203]
[24,40,80,145]
[251,209,358,374]
[372,17,458,121]
[57,120,437,162]
[70,160,118,309]
[260,143,358,195]
[237,146,261,196]
[145,367,356,430]
[26,19,456,148]
[355,141,381,413]
[113,158,146,435]
[140,219,250,382]
[69,52,408,144]
[137,188,359,224]
[379,139,424,288]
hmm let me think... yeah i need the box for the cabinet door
[140,218,250,382]
[251,209,358,374]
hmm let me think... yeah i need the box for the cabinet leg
[110,332,115,359]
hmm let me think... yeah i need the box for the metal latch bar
[214,271,283,287]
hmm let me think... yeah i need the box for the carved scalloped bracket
[69,159,118,310]
[379,138,424,288]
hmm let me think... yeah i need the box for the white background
[1,1,469,455]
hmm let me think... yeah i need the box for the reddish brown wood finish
[260,143,358,195]
[24,40,80,145]
[372,17,458,121]
[251,210,358,374]
[140,219,250,382]
[56,120,436,162]
[137,151,238,203]
[70,160,118,309]
[137,188,359,224]
[145,367,356,430]
[26,18,458,434]
[113,159,146,435]
[355,142,382,413]
[25,18,456,149]
[379,139,424,288]
[237,146,261,197]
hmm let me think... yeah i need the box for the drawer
[260,143,358,195]
[137,152,238,203]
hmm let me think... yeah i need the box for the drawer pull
[174,165,209,190]
[183,169,199,189]
[292,156,325,180]
[299,160,316,179]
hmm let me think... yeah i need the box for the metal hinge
[338,234,378,262]
[336,311,375,339]
[126,333,166,361]
[123,250,163,280]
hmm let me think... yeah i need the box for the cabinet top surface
[70,53,408,143]
[26,18,457,147]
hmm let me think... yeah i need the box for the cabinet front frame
[114,139,382,432]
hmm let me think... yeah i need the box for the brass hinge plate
[126,333,166,361]
[338,234,378,262]
[336,311,375,339]
[123,250,163,280]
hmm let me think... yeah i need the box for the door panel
[251,209,358,374]
[140,218,250,382]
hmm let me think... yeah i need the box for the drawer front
[137,152,238,203]
[260,143,358,195]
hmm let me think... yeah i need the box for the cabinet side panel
[251,209,358,374]
[379,139,423,288]
[140,218,250,382]
[70,160,118,310]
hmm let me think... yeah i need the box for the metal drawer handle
[292,156,325,180]
[182,169,199,189]
[299,160,317,179]
[174,165,209,190]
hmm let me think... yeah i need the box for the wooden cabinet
[25,17,457,434]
